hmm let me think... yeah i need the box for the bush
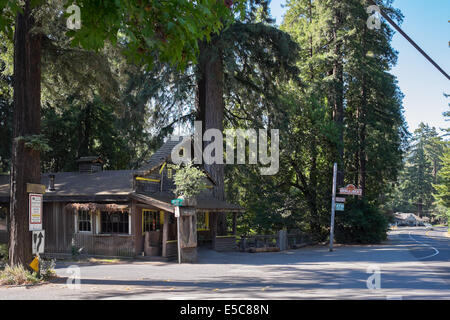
[335,199,389,244]
[0,265,40,285]
[40,259,57,281]
[170,162,208,199]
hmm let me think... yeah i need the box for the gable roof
[136,136,185,176]
[135,136,217,185]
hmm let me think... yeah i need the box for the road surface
[0,226,448,299]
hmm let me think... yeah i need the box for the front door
[142,209,163,256]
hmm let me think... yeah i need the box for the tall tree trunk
[357,29,368,198]
[357,74,367,197]
[331,4,344,187]
[196,40,227,235]
[9,0,42,266]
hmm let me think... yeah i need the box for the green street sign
[335,203,345,211]
[171,199,184,206]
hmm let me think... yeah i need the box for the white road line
[408,231,439,260]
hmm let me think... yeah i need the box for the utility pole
[175,207,181,264]
[329,163,337,252]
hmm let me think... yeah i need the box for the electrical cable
[368,0,450,81]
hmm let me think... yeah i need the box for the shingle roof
[136,136,186,175]
[135,135,217,185]
[0,171,134,202]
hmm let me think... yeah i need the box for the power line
[368,0,450,81]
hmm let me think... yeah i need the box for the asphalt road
[0,226,448,299]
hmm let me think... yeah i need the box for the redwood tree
[9,0,42,266]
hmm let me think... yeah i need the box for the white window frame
[75,210,93,233]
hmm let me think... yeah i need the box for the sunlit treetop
[0,0,246,70]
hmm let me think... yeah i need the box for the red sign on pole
[339,184,362,196]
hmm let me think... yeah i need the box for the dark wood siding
[44,202,73,253]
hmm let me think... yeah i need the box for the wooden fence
[72,233,135,257]
[237,230,312,252]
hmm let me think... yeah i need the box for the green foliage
[335,199,389,244]
[0,0,245,70]
[41,95,136,171]
[15,135,52,153]
[170,162,208,199]
[392,123,444,216]
[434,146,450,223]
[39,258,57,281]
[63,0,244,70]
[0,32,12,173]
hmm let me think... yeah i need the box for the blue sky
[269,0,450,135]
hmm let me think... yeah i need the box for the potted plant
[170,162,208,206]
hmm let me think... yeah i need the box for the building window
[77,210,91,232]
[100,211,129,234]
[197,212,209,231]
[142,209,161,233]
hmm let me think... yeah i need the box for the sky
[269,0,450,135]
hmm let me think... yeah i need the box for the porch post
[210,212,217,250]
[232,212,237,235]
[162,212,169,258]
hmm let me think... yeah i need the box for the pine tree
[433,146,450,223]
[401,124,438,217]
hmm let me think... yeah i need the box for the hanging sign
[339,184,362,196]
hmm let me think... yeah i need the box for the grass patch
[0,258,57,286]
[0,265,40,285]
[87,257,124,264]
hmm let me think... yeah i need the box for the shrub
[40,259,57,281]
[0,265,40,285]
[170,162,208,199]
[335,199,389,244]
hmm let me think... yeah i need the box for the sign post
[329,163,337,252]
[173,205,182,264]
[27,184,45,275]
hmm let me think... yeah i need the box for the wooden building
[0,138,244,260]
